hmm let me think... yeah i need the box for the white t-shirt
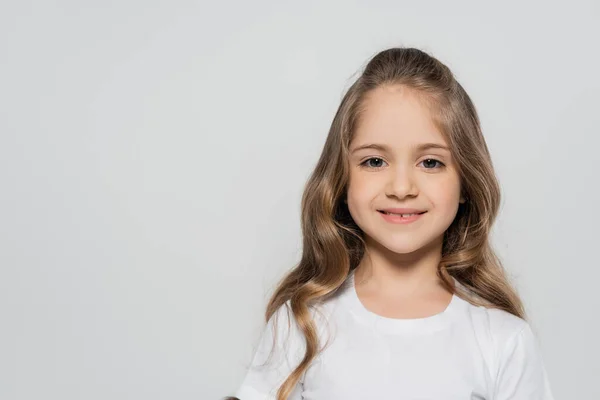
[234,270,555,399]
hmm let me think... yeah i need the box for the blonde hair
[226,47,526,400]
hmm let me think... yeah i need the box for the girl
[226,47,554,400]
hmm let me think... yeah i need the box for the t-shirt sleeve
[234,301,306,400]
[494,323,555,400]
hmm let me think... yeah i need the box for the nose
[385,164,418,200]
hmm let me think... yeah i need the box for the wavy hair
[225,46,525,400]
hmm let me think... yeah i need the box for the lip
[379,208,426,214]
[378,210,427,224]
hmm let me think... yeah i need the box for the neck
[354,233,449,296]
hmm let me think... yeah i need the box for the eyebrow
[350,142,450,154]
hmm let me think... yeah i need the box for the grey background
[1,1,598,399]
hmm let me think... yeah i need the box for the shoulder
[460,300,549,383]
[267,301,303,348]
[484,306,528,343]
[259,300,335,380]
[452,279,528,344]
[462,299,529,351]
[266,300,333,349]
[266,287,350,357]
[463,306,555,398]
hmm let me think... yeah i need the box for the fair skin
[347,84,466,319]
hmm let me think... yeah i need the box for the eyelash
[359,157,446,170]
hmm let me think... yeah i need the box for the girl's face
[347,85,465,255]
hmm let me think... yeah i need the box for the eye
[360,157,388,169]
[360,157,445,170]
[420,158,445,169]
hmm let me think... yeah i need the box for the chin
[384,242,427,255]
[368,234,428,255]
[372,229,445,254]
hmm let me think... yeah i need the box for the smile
[378,210,426,224]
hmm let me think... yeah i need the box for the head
[345,83,467,259]
[263,47,525,400]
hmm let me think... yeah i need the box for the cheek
[428,178,462,211]
[435,179,461,197]
[347,174,377,203]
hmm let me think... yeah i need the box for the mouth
[378,210,427,224]
[378,210,427,217]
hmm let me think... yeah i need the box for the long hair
[231,47,526,400]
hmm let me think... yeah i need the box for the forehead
[352,85,446,148]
